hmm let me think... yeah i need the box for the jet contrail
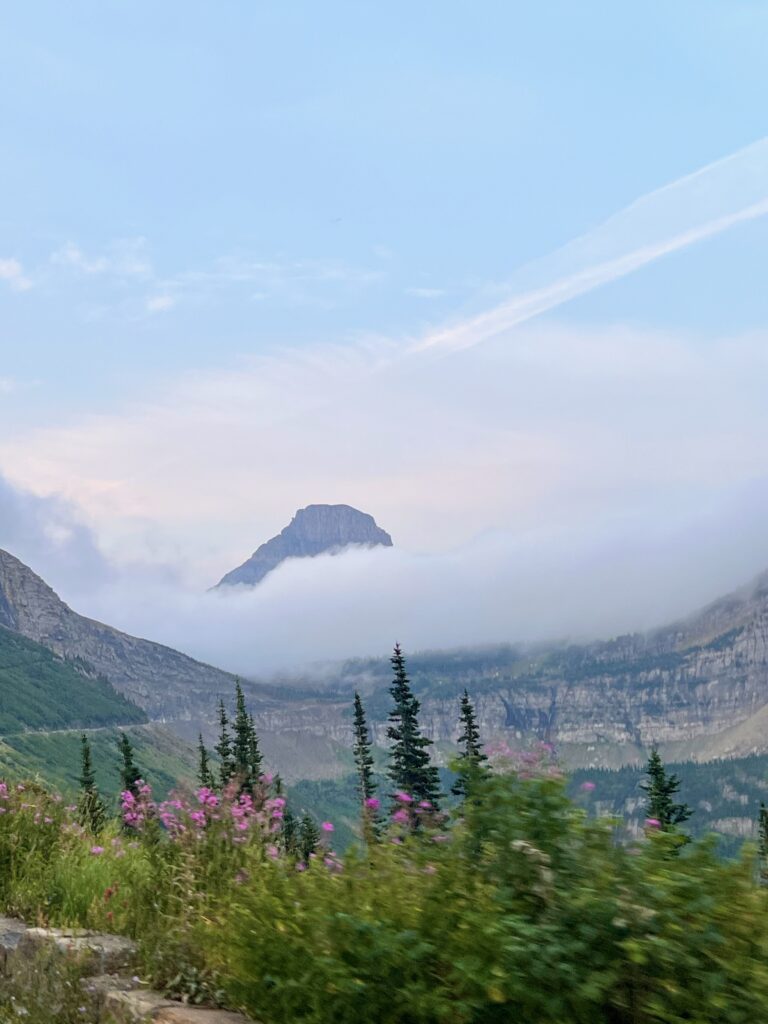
[416,137,768,353]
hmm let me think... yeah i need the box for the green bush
[207,771,768,1024]
[0,769,767,1022]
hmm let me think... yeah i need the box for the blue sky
[3,1,768,422]
[2,3,768,668]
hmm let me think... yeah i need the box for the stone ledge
[103,988,255,1023]
[15,927,138,976]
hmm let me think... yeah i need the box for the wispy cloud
[416,137,768,353]
[0,258,32,292]
[50,238,151,278]
[406,287,446,299]
[146,294,176,314]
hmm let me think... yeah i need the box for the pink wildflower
[391,809,409,824]
[580,781,596,792]
[645,817,661,828]
[395,791,413,804]
[90,845,104,855]
[321,821,334,833]
[364,797,380,810]
[296,862,306,872]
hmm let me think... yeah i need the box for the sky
[2,2,768,674]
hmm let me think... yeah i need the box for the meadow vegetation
[0,651,766,1022]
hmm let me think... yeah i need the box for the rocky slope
[326,569,768,769]
[0,548,239,720]
[215,504,393,588]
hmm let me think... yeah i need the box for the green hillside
[0,723,197,803]
[0,625,146,732]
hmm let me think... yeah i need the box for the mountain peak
[215,503,393,588]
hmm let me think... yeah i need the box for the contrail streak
[416,137,768,353]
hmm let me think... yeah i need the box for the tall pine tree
[386,643,441,808]
[77,733,106,834]
[118,732,141,797]
[353,691,376,803]
[640,748,692,832]
[298,813,320,862]
[451,689,488,797]
[247,712,264,785]
[215,699,235,787]
[759,803,768,886]
[197,733,214,789]
[233,680,251,780]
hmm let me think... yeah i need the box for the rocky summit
[214,503,393,588]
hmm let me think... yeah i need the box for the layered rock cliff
[215,504,393,588]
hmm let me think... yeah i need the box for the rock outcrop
[215,504,393,588]
[0,548,238,718]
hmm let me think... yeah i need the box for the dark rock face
[215,504,393,588]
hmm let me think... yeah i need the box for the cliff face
[0,549,239,719]
[245,570,768,775]
[215,504,393,588]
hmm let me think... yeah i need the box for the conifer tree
[282,806,298,856]
[233,680,251,780]
[247,712,264,786]
[77,733,106,834]
[759,803,768,886]
[197,733,214,789]
[386,643,441,809]
[118,732,141,798]
[452,689,489,797]
[215,699,235,787]
[640,747,692,832]
[353,691,376,804]
[298,813,320,862]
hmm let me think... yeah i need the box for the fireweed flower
[321,822,334,833]
[645,818,661,828]
[580,781,596,792]
[391,809,409,825]
[90,846,104,855]
[395,791,413,804]
[364,797,380,810]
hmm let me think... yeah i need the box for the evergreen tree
[247,712,264,785]
[233,680,251,780]
[452,689,489,797]
[640,748,692,832]
[197,733,214,789]
[759,803,768,886]
[386,643,441,809]
[352,691,376,804]
[282,806,298,856]
[77,733,105,834]
[118,732,141,797]
[298,813,320,862]
[215,699,235,787]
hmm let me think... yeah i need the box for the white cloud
[51,238,151,278]
[0,258,32,292]
[146,294,176,314]
[406,287,446,299]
